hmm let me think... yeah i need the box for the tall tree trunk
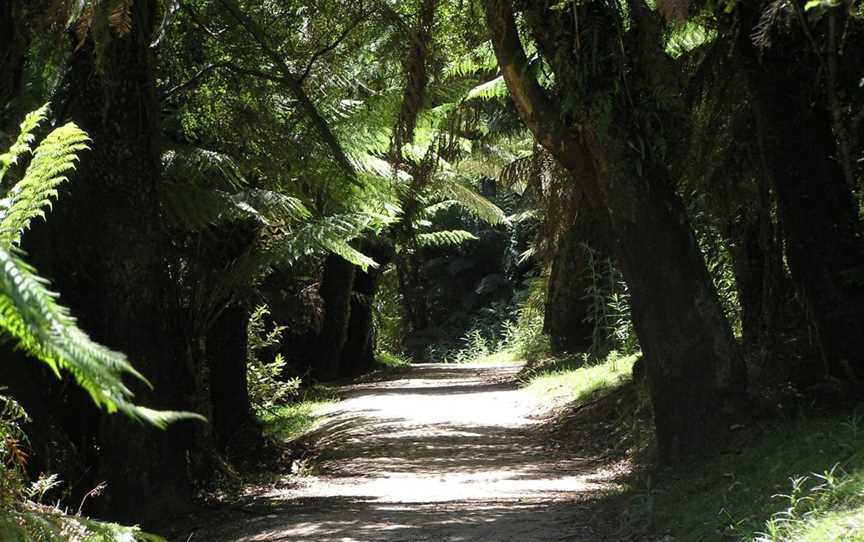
[395,251,429,336]
[315,253,356,380]
[544,203,607,355]
[735,9,864,384]
[485,0,746,460]
[341,240,395,376]
[29,0,192,524]
[208,304,261,454]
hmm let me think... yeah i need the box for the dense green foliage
[0,0,863,538]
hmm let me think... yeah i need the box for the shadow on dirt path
[172,363,630,541]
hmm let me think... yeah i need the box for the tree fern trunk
[28,0,193,524]
[544,202,608,356]
[208,304,261,454]
[315,253,356,380]
[341,240,394,376]
[486,0,747,461]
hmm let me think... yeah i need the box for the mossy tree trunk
[30,0,193,523]
[486,0,747,461]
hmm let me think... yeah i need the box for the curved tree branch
[217,0,359,185]
[483,0,601,202]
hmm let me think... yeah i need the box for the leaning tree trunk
[485,0,746,461]
[315,253,357,380]
[30,0,192,524]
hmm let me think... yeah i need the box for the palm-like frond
[0,105,51,183]
[438,178,508,226]
[465,76,509,102]
[0,123,89,246]
[276,212,392,271]
[415,229,478,247]
[0,247,201,427]
[161,146,311,231]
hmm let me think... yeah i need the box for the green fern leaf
[0,105,51,183]
[0,122,89,246]
[438,179,508,226]
[415,229,478,247]
[0,247,203,428]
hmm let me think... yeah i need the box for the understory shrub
[247,305,300,415]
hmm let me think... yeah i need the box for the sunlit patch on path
[180,363,624,541]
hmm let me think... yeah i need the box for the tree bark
[485,0,747,460]
[28,0,192,524]
[208,304,261,454]
[341,240,395,376]
[315,253,357,380]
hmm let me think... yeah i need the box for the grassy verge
[627,410,864,541]
[508,348,864,541]
[468,350,521,365]
[258,387,338,442]
[374,351,412,369]
[521,350,639,404]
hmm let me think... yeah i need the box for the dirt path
[176,363,627,541]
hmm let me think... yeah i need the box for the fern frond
[465,76,508,102]
[0,105,51,183]
[0,248,202,427]
[0,123,89,246]
[230,189,311,225]
[438,178,508,225]
[443,42,498,78]
[415,229,478,247]
[421,199,460,217]
[278,213,391,271]
[161,146,246,192]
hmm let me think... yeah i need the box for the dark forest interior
[2,0,864,540]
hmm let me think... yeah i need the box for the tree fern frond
[421,199,459,217]
[162,182,235,231]
[164,183,311,232]
[230,189,311,225]
[278,213,391,271]
[0,105,51,183]
[443,42,498,78]
[161,146,247,192]
[438,178,508,225]
[0,247,203,428]
[0,122,89,246]
[415,229,478,247]
[465,75,508,102]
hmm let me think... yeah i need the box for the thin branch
[217,0,359,185]
[299,14,366,84]
[159,63,225,100]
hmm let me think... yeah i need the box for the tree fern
[0,123,89,246]
[161,146,311,231]
[0,105,51,182]
[415,229,478,248]
[438,178,508,226]
[0,108,201,427]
